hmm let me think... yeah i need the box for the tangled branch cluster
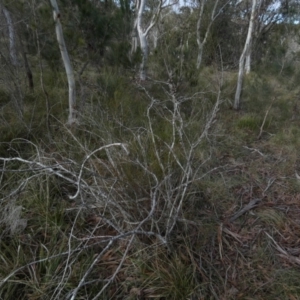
[0,80,222,298]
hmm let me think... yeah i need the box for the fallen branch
[257,97,275,139]
[230,198,262,222]
[265,232,300,265]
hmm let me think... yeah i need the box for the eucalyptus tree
[50,0,77,125]
[1,6,18,66]
[134,0,162,80]
[280,0,300,23]
[245,0,284,73]
[234,0,259,110]
[196,0,222,69]
[132,0,177,80]
[0,3,26,118]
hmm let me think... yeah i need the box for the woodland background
[1,0,300,299]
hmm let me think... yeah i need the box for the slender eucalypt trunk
[196,0,220,69]
[234,0,258,110]
[50,0,77,125]
[2,6,18,66]
[134,0,163,80]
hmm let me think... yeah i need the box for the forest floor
[1,66,300,299]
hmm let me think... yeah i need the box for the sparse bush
[0,73,223,298]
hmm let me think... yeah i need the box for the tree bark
[196,0,220,69]
[233,0,257,110]
[196,0,205,69]
[245,45,251,74]
[136,0,148,80]
[2,6,18,66]
[134,0,163,80]
[18,35,34,92]
[130,18,138,57]
[50,0,77,125]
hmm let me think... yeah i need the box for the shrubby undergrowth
[0,67,225,298]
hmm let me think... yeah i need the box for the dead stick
[257,97,275,139]
[230,198,262,222]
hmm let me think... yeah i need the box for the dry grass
[1,66,300,299]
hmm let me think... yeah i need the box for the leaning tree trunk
[50,0,77,125]
[233,0,257,110]
[245,47,251,74]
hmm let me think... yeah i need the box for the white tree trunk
[234,0,257,110]
[196,0,220,69]
[152,26,159,49]
[138,33,148,81]
[196,0,206,69]
[134,0,163,80]
[136,0,148,80]
[2,6,18,66]
[130,20,138,57]
[50,0,77,125]
[245,46,251,74]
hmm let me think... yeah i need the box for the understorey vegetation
[1,0,300,299]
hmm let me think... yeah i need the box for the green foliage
[256,208,286,228]
[0,89,10,106]
[208,6,244,67]
[236,114,261,130]
[105,41,132,67]
[272,125,300,147]
[69,0,132,66]
[127,248,200,299]
[148,10,197,82]
[273,269,300,298]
